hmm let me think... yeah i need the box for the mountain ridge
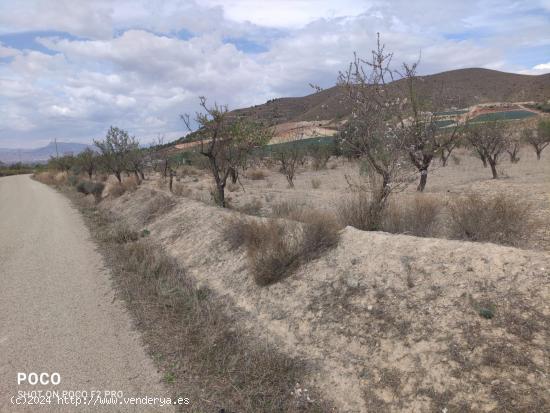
[0,142,94,164]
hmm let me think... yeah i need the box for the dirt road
[0,175,171,412]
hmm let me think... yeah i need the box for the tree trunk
[286,175,294,188]
[134,170,140,183]
[115,171,122,183]
[536,149,541,160]
[88,170,93,180]
[169,172,174,192]
[488,159,498,179]
[230,168,238,184]
[217,184,225,207]
[480,154,488,168]
[417,169,428,192]
[139,170,145,180]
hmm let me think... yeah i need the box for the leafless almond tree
[465,120,511,179]
[182,97,272,207]
[523,120,550,160]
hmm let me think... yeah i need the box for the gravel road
[0,175,172,412]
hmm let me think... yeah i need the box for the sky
[0,0,549,148]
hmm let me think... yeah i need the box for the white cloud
[0,0,549,147]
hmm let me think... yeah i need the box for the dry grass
[311,178,322,189]
[336,191,383,231]
[223,213,339,286]
[382,195,442,237]
[76,180,105,203]
[72,201,329,413]
[271,200,306,221]
[33,171,56,185]
[234,198,263,216]
[104,181,126,198]
[448,193,533,246]
[122,175,139,192]
[172,183,192,197]
[247,169,268,180]
[54,172,68,184]
[142,192,176,223]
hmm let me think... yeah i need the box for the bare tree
[465,120,510,179]
[439,130,462,166]
[126,137,146,182]
[94,126,133,183]
[272,129,306,188]
[182,97,272,207]
[523,120,550,160]
[395,63,464,191]
[337,35,415,227]
[76,148,98,179]
[151,136,178,192]
[506,131,521,163]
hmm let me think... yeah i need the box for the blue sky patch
[0,31,80,55]
[224,37,268,53]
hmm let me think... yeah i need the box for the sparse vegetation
[72,199,329,413]
[182,97,272,207]
[448,193,533,246]
[382,195,441,237]
[523,120,550,160]
[223,213,339,286]
[465,120,511,178]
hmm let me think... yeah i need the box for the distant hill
[228,68,550,125]
[0,142,94,164]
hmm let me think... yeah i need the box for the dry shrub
[104,181,126,198]
[448,193,533,246]
[172,183,192,197]
[76,180,105,203]
[311,178,321,189]
[122,176,139,192]
[337,191,384,231]
[247,220,300,286]
[383,195,442,237]
[54,171,68,184]
[235,198,263,216]
[222,217,263,251]
[100,222,139,244]
[33,171,56,185]
[300,211,340,259]
[179,165,200,176]
[226,182,240,192]
[142,193,176,223]
[223,214,339,286]
[271,200,306,221]
[248,169,268,180]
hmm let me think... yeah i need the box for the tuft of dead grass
[382,195,442,237]
[223,213,339,286]
[448,193,533,246]
[172,183,192,197]
[311,178,321,189]
[122,176,139,192]
[104,181,126,198]
[336,191,383,231]
[234,198,263,216]
[33,171,56,185]
[142,192,176,223]
[247,169,268,180]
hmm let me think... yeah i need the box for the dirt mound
[103,187,550,412]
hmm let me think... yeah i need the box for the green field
[471,110,536,122]
[435,109,468,116]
